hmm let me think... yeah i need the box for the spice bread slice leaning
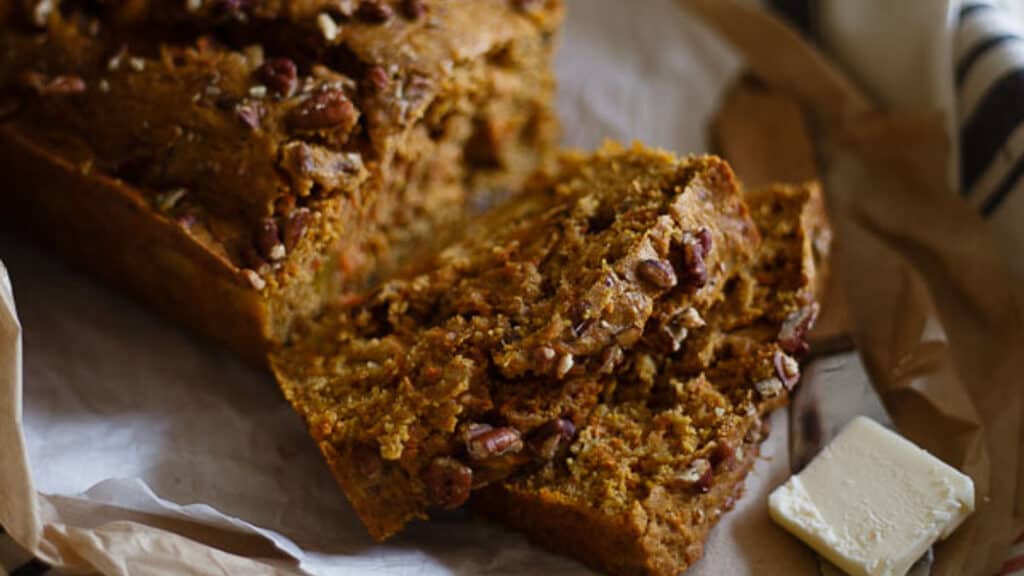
[473,181,830,576]
[270,145,760,540]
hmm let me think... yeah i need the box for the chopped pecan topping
[656,323,688,353]
[636,259,677,290]
[598,345,623,374]
[678,307,706,329]
[680,227,712,289]
[615,325,643,347]
[774,350,801,390]
[283,208,312,251]
[316,12,340,41]
[366,66,390,93]
[778,303,819,356]
[755,377,784,399]
[403,74,432,108]
[256,58,298,98]
[555,353,575,379]
[256,217,285,261]
[696,227,713,255]
[531,345,557,373]
[357,0,394,22]
[528,418,576,460]
[423,457,472,509]
[353,445,382,480]
[288,89,358,134]
[710,441,738,470]
[24,72,87,95]
[465,424,523,459]
[234,100,263,130]
[678,458,712,493]
[241,269,266,290]
[400,0,425,19]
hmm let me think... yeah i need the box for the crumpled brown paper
[682,1,1024,574]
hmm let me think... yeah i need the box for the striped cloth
[2,2,1023,575]
[957,0,1024,281]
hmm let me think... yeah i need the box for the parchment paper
[0,0,1020,574]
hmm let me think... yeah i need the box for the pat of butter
[768,417,974,576]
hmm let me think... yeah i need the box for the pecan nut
[24,72,87,95]
[235,100,263,130]
[636,259,678,290]
[365,65,390,94]
[528,418,576,460]
[256,217,286,261]
[423,457,472,509]
[598,345,623,374]
[283,207,312,251]
[465,424,523,459]
[531,345,557,374]
[357,0,394,22]
[288,89,358,133]
[774,350,801,390]
[778,303,819,356]
[352,444,382,481]
[677,458,712,493]
[256,57,298,98]
[400,0,425,19]
[679,227,712,289]
[755,377,785,399]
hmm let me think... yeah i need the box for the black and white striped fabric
[957,0,1024,218]
[956,0,1024,285]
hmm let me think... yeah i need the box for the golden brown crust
[0,125,272,365]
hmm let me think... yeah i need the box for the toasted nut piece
[401,0,425,19]
[531,345,557,373]
[357,0,394,22]
[465,424,523,459]
[555,353,575,378]
[755,377,785,398]
[283,208,312,251]
[256,58,298,98]
[678,307,706,329]
[636,259,678,289]
[288,89,358,133]
[529,418,576,460]
[256,217,285,261]
[779,303,819,356]
[423,457,472,509]
[774,350,801,390]
[352,445,382,480]
[678,458,712,493]
[598,345,623,374]
[241,269,266,291]
[680,228,711,289]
